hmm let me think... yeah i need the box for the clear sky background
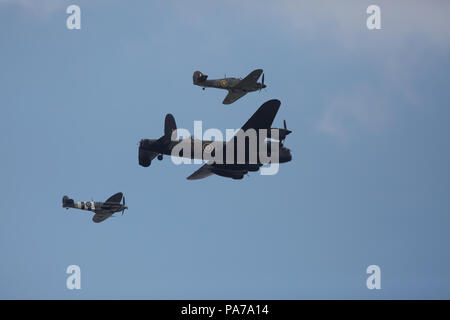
[1,0,450,299]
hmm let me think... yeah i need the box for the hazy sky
[1,0,450,299]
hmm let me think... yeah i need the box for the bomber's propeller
[280,119,291,146]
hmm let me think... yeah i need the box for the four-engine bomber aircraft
[62,192,127,223]
[193,69,266,104]
[138,99,292,180]
[62,71,289,218]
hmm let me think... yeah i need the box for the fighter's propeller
[260,73,265,92]
[122,196,127,215]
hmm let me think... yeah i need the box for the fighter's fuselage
[62,192,127,223]
[72,201,101,212]
[63,200,127,214]
[196,77,265,92]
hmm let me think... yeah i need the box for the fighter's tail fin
[193,71,208,84]
[62,196,75,208]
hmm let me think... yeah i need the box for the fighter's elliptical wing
[186,99,281,180]
[222,90,248,105]
[93,192,124,223]
[104,192,123,204]
[92,212,113,223]
[234,69,263,90]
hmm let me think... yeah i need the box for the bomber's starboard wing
[240,99,280,132]
[187,99,281,180]
[223,90,247,105]
[104,192,123,204]
[187,163,214,180]
[92,212,113,223]
[234,69,263,90]
[221,99,281,163]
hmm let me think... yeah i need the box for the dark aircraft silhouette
[193,69,266,104]
[62,192,127,223]
[138,99,292,180]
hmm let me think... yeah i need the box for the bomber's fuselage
[139,136,292,165]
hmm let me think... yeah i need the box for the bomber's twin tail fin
[164,114,177,141]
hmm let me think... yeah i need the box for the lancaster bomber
[193,69,266,104]
[62,192,127,223]
[138,99,292,180]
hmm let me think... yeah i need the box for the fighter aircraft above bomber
[62,192,127,223]
[193,69,266,105]
[138,99,292,180]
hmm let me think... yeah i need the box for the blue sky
[1,0,450,299]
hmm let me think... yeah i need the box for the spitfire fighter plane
[62,192,127,223]
[193,69,266,105]
[138,99,292,180]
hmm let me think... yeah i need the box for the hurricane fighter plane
[138,99,292,180]
[193,69,266,104]
[62,192,127,223]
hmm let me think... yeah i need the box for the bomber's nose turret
[280,147,292,163]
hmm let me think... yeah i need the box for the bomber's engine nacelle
[268,120,292,142]
[268,128,292,141]
[212,168,247,180]
[193,71,208,84]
